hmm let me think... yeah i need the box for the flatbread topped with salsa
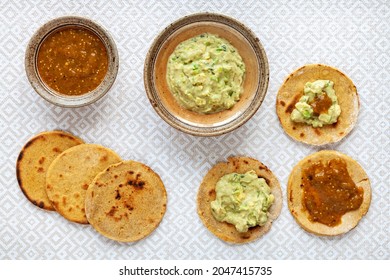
[287,150,371,236]
[276,64,359,145]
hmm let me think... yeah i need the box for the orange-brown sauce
[37,27,108,96]
[302,158,363,227]
[310,92,332,116]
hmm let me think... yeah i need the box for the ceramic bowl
[144,12,269,136]
[25,16,119,107]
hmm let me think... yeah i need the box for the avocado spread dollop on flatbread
[211,170,274,233]
[290,80,341,127]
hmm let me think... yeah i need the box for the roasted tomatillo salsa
[166,33,246,114]
[37,27,108,96]
[210,170,274,232]
[302,158,363,227]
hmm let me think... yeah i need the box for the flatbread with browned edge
[197,156,282,243]
[85,160,167,242]
[16,130,84,210]
[46,143,121,224]
[276,64,359,145]
[287,150,371,236]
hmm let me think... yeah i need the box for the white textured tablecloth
[0,0,389,260]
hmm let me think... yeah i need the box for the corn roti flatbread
[85,160,167,242]
[197,157,282,243]
[46,143,121,224]
[287,150,371,236]
[16,130,84,210]
[276,64,359,145]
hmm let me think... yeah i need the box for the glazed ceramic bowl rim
[25,15,119,108]
[144,12,269,137]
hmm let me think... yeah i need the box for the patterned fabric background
[0,0,388,260]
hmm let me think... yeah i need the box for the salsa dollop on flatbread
[287,150,371,236]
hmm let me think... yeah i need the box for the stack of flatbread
[16,130,167,242]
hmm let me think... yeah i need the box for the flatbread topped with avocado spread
[197,157,282,243]
[16,130,84,210]
[276,64,359,145]
[85,160,167,242]
[287,150,371,236]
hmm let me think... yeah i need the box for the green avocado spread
[166,33,246,114]
[210,170,274,233]
[290,80,341,127]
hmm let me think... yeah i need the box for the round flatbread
[276,64,359,145]
[85,160,167,242]
[46,143,121,224]
[287,150,371,236]
[16,130,84,210]
[197,156,282,243]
